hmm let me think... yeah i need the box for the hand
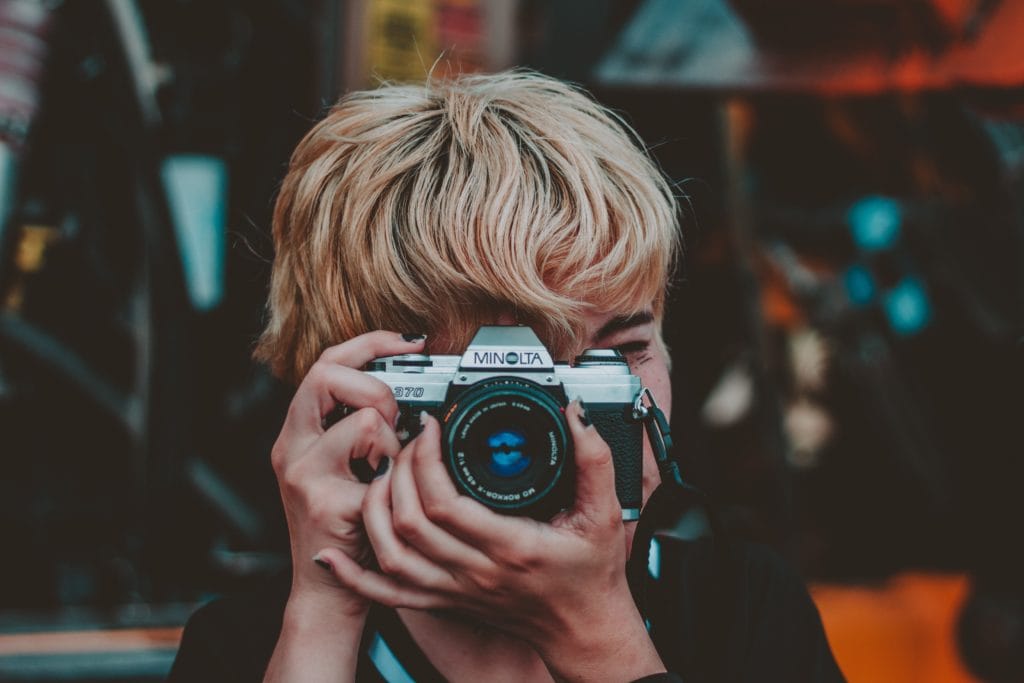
[315,401,665,680]
[270,331,425,613]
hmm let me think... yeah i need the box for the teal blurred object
[848,195,902,253]
[883,275,932,336]
[648,536,661,580]
[161,154,228,311]
[0,143,14,249]
[844,263,877,307]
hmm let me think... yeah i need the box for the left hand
[315,400,665,681]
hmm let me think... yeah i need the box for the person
[169,70,844,682]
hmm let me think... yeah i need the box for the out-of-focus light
[161,154,227,311]
[844,263,877,306]
[648,537,661,580]
[883,276,932,336]
[848,196,902,252]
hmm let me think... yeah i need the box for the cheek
[636,357,672,508]
[641,444,660,508]
[639,357,673,421]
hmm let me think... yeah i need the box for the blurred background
[0,0,1022,680]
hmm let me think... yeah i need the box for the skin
[263,308,672,682]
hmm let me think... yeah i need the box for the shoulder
[650,538,845,682]
[167,573,291,683]
[657,536,824,624]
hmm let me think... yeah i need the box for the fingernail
[313,556,331,571]
[374,456,390,479]
[402,333,426,342]
[419,410,430,426]
[577,399,591,427]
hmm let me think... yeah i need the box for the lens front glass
[486,429,530,477]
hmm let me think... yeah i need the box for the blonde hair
[256,70,680,384]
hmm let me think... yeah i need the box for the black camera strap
[626,389,730,651]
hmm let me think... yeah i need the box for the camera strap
[626,388,726,625]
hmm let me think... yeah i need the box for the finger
[284,332,426,445]
[278,405,397,507]
[388,424,493,571]
[314,547,453,611]
[318,330,426,368]
[308,407,403,480]
[410,414,539,555]
[287,364,398,441]
[563,399,620,526]
[361,462,462,590]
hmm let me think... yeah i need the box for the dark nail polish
[402,333,426,342]
[314,557,331,571]
[577,399,591,427]
[374,456,391,479]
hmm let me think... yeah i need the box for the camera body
[364,326,644,520]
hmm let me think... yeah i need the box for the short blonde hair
[256,71,680,384]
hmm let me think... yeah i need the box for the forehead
[425,305,656,357]
[585,309,656,342]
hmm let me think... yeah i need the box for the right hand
[270,331,427,612]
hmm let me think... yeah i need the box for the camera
[364,325,645,520]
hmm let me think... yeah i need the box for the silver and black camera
[364,325,645,520]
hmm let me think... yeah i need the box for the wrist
[277,586,369,659]
[289,547,372,619]
[539,591,664,683]
[263,590,368,683]
[287,578,371,622]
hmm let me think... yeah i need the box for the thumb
[565,399,619,524]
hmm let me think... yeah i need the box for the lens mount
[442,377,571,518]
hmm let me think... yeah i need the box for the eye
[615,340,655,369]
[615,340,651,355]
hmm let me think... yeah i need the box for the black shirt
[168,539,844,682]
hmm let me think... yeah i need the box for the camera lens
[486,429,531,477]
[443,378,571,519]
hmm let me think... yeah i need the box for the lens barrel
[442,378,571,519]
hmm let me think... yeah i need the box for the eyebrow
[593,311,655,341]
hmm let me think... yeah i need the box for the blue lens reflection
[486,429,530,478]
